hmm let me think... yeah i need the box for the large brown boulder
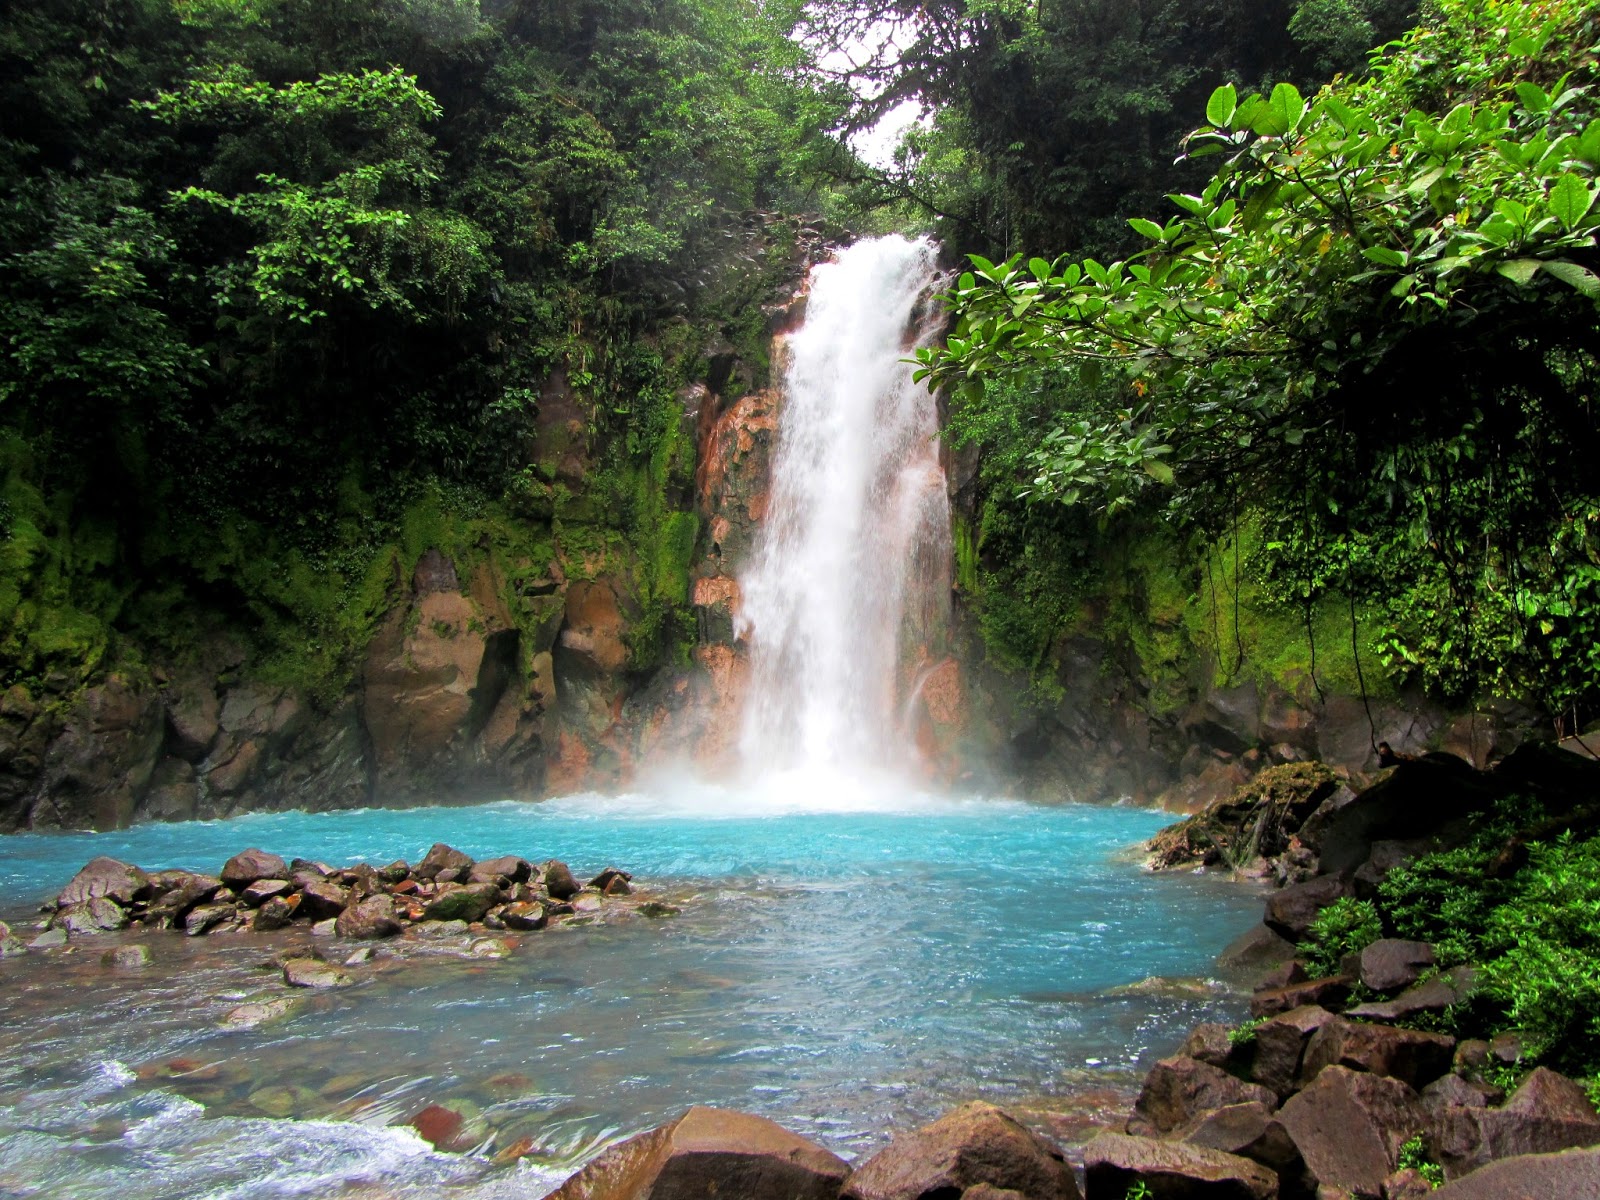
[471,855,532,884]
[297,879,350,920]
[416,843,475,880]
[1299,1018,1455,1090]
[1273,1066,1427,1196]
[843,1102,1081,1200]
[1173,1103,1302,1177]
[145,872,222,924]
[422,883,501,923]
[54,897,128,934]
[220,849,290,888]
[1263,874,1353,942]
[1249,1005,1339,1097]
[1429,1145,1600,1198]
[57,857,151,908]
[1131,1057,1277,1137]
[545,860,582,901]
[546,1105,849,1200]
[335,895,402,939]
[1348,941,1435,993]
[1430,1067,1600,1180]
[1250,976,1352,1019]
[1082,1132,1277,1200]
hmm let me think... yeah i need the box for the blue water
[0,787,1264,1199]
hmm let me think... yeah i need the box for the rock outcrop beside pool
[36,843,659,944]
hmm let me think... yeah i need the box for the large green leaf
[1206,84,1238,128]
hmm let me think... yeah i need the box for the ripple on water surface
[0,786,1265,1199]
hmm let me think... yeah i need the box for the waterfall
[736,235,951,777]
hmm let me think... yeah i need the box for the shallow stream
[0,783,1263,1199]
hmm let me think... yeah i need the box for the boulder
[591,866,634,892]
[416,843,474,880]
[547,1105,850,1200]
[103,944,151,968]
[545,860,582,901]
[1082,1132,1277,1200]
[1264,874,1354,942]
[219,849,290,888]
[1132,1057,1278,1137]
[1274,1066,1427,1196]
[1173,1103,1303,1176]
[253,894,299,931]
[297,879,350,920]
[29,928,67,949]
[1345,968,1476,1023]
[283,957,352,989]
[56,856,151,908]
[843,1101,1080,1200]
[1430,1067,1600,1179]
[1251,1006,1339,1097]
[145,872,223,924]
[378,859,411,883]
[1181,1024,1240,1069]
[1299,1018,1455,1090]
[0,921,25,957]
[54,897,128,934]
[1428,1145,1600,1198]
[1419,1075,1498,1112]
[1250,977,1353,1020]
[240,879,292,907]
[471,855,532,884]
[184,903,237,936]
[423,883,501,923]
[335,895,402,940]
[1349,941,1435,993]
[502,901,549,931]
[1381,1167,1436,1200]
[408,1100,489,1153]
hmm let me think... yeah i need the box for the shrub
[1298,896,1382,979]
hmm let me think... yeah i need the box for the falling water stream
[738,236,950,775]
[0,237,1266,1200]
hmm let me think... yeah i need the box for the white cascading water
[736,235,951,781]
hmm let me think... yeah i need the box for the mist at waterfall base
[0,238,1267,1199]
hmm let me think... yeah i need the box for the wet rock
[471,855,531,884]
[1274,1066,1427,1196]
[1082,1132,1276,1199]
[843,1100,1081,1200]
[435,868,465,885]
[1428,1145,1600,1198]
[1299,1018,1455,1090]
[423,883,501,923]
[219,849,290,888]
[1131,1056,1277,1137]
[411,919,470,938]
[639,900,681,918]
[221,996,298,1028]
[283,957,352,989]
[469,937,512,958]
[1181,1024,1241,1070]
[297,879,350,920]
[55,896,128,934]
[548,1105,850,1200]
[184,904,236,937]
[253,894,299,931]
[378,859,410,883]
[335,895,402,940]
[29,928,67,949]
[146,872,223,925]
[248,1084,320,1118]
[103,944,151,968]
[310,918,338,937]
[591,866,633,893]
[239,878,292,907]
[344,946,375,965]
[408,1099,490,1153]
[416,843,474,880]
[57,856,152,908]
[571,894,603,914]
[1264,873,1354,942]
[544,859,581,901]
[1218,924,1298,972]
[1350,941,1435,993]
[0,920,25,957]
[1250,1005,1338,1097]
[1250,976,1353,1019]
[502,901,548,931]
[1382,1167,1436,1199]
[1430,1066,1600,1179]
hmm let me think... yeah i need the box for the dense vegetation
[0,0,845,696]
[920,0,1600,728]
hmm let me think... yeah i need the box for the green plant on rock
[1299,897,1382,979]
[1397,1133,1445,1188]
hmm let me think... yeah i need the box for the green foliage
[921,0,1600,719]
[1229,1016,1268,1046]
[1397,1133,1445,1188]
[1299,896,1383,978]
[1377,822,1600,1079]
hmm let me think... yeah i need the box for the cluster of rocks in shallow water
[0,843,669,960]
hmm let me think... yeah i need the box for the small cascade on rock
[736,235,951,778]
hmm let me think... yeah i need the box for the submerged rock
[102,944,151,968]
[55,896,128,934]
[548,1105,850,1200]
[282,957,352,989]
